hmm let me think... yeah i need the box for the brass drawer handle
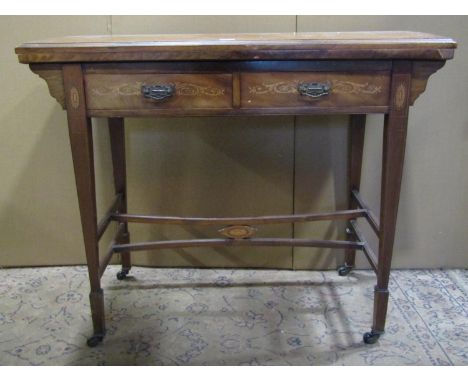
[141,84,175,101]
[298,82,331,98]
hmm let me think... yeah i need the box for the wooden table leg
[339,114,366,276]
[364,61,411,344]
[108,118,131,280]
[63,64,105,347]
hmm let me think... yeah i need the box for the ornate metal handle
[298,82,331,98]
[141,84,175,101]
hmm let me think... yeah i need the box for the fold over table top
[16,31,457,63]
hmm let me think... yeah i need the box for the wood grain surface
[85,73,232,110]
[241,72,390,108]
[16,31,456,63]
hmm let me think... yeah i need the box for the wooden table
[16,32,456,347]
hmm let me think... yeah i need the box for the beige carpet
[0,266,466,365]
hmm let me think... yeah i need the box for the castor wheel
[86,334,104,347]
[363,331,381,344]
[337,265,352,276]
[116,269,129,280]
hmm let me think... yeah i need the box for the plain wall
[0,16,466,269]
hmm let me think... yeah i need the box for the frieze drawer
[85,73,233,111]
[241,72,390,109]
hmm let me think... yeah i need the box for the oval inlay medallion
[394,83,406,110]
[219,225,257,240]
[70,87,80,109]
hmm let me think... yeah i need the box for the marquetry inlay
[176,83,225,96]
[248,80,382,96]
[394,83,407,110]
[91,82,226,97]
[69,87,80,109]
[219,225,257,239]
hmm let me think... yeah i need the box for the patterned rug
[0,266,466,365]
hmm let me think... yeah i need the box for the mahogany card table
[15,32,456,347]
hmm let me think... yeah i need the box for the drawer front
[241,72,390,108]
[85,73,233,110]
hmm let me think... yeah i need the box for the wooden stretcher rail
[351,189,380,237]
[349,219,378,273]
[97,193,123,240]
[112,238,364,253]
[111,209,367,226]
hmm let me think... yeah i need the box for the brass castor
[337,264,352,276]
[86,334,104,347]
[363,330,381,344]
[116,269,129,280]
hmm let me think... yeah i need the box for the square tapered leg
[64,64,105,346]
[108,117,131,280]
